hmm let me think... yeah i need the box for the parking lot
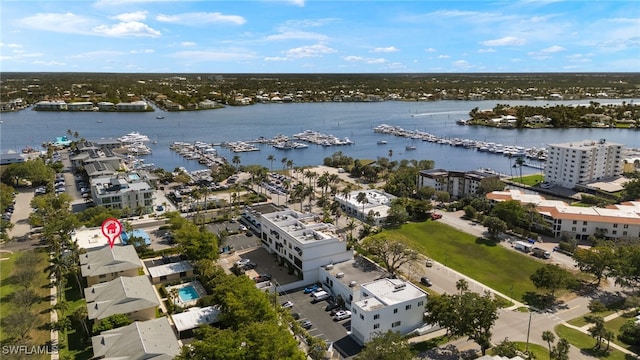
[279,288,363,358]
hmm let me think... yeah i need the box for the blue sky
[1,0,638,73]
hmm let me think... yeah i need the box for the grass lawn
[390,221,544,302]
[58,273,92,360]
[487,342,548,359]
[510,174,544,186]
[555,324,629,360]
[0,250,51,359]
[605,313,640,355]
[566,299,627,327]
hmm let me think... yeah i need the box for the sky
[1,0,639,73]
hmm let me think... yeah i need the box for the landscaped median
[555,324,630,360]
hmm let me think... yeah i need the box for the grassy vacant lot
[0,250,51,360]
[390,221,545,302]
[555,324,629,360]
[510,174,544,186]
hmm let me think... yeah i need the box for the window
[582,228,587,233]
[572,220,577,225]
[624,224,629,229]
[393,308,398,314]
[623,231,627,236]
[373,324,380,329]
[418,301,424,307]
[571,227,576,232]
[373,314,379,320]
[360,314,364,320]
[583,221,588,225]
[405,304,412,310]
[613,224,618,228]
[612,230,617,235]
[392,321,401,328]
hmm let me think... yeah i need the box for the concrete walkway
[49,254,59,360]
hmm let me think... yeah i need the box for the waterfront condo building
[417,169,499,199]
[260,209,352,283]
[544,139,623,188]
[90,173,155,213]
[333,189,395,225]
[350,278,427,345]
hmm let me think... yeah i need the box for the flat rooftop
[263,210,342,243]
[326,257,388,291]
[361,278,426,306]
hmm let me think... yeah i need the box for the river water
[1,99,638,175]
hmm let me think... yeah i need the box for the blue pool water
[128,173,140,180]
[178,285,200,302]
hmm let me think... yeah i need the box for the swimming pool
[178,285,200,302]
[128,173,141,181]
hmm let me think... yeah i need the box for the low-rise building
[91,317,180,359]
[67,101,94,111]
[0,153,25,165]
[80,245,143,286]
[34,100,67,111]
[73,226,123,250]
[318,257,388,309]
[171,306,219,334]
[418,168,499,199]
[350,278,427,345]
[116,100,148,111]
[487,189,640,241]
[148,260,195,284]
[260,209,353,283]
[334,189,395,225]
[85,275,160,322]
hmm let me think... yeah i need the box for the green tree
[609,243,640,292]
[551,338,570,360]
[493,338,518,358]
[542,330,555,359]
[361,233,418,274]
[266,154,276,172]
[384,202,409,227]
[621,176,640,201]
[585,315,606,350]
[355,330,413,360]
[573,244,615,285]
[530,264,571,298]
[482,216,507,239]
[477,177,505,194]
[491,200,527,228]
[356,192,368,220]
[92,313,132,334]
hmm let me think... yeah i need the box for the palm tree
[346,218,357,241]
[388,149,393,160]
[281,157,288,170]
[232,155,241,172]
[267,154,276,172]
[515,156,525,182]
[542,330,555,359]
[356,192,368,220]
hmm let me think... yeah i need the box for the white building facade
[90,173,155,213]
[333,189,395,225]
[544,139,623,188]
[350,278,427,345]
[260,209,352,282]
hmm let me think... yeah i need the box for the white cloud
[481,36,526,46]
[425,48,437,52]
[343,56,386,64]
[371,46,398,53]
[540,45,565,53]
[130,49,155,54]
[0,43,23,48]
[18,13,94,35]
[366,58,387,64]
[285,44,336,58]
[31,60,66,66]
[181,42,197,47]
[437,55,450,59]
[344,56,364,61]
[114,11,148,22]
[170,50,257,62]
[453,60,472,67]
[478,48,496,53]
[287,0,305,6]
[93,21,161,37]
[264,56,288,61]
[266,31,328,41]
[156,12,246,26]
[69,50,125,59]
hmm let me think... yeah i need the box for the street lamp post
[525,309,532,353]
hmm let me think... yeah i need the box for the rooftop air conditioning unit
[349,281,357,287]
[325,264,334,270]
[336,272,345,278]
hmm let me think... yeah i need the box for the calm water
[2,100,638,175]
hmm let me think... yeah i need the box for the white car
[333,310,352,321]
[281,301,294,309]
[236,258,251,267]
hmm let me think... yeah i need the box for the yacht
[406,145,416,150]
[377,140,388,145]
[118,132,150,143]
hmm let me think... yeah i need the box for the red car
[431,213,442,220]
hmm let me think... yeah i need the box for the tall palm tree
[515,156,525,182]
[541,330,555,359]
[267,154,276,172]
[232,155,241,172]
[356,192,368,220]
[346,218,357,241]
[281,157,288,170]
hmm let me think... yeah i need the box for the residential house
[91,317,180,359]
[85,275,160,322]
[80,245,143,286]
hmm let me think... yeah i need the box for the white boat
[406,145,416,150]
[118,132,150,143]
[377,140,387,145]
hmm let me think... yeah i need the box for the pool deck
[167,281,206,308]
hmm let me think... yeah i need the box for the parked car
[281,301,294,309]
[330,307,344,316]
[304,284,319,294]
[236,258,251,267]
[325,302,340,312]
[333,310,352,321]
[243,262,257,270]
[431,213,443,220]
[291,312,301,320]
[425,259,433,267]
[420,277,433,286]
[300,320,313,329]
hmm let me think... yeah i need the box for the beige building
[148,260,194,284]
[80,245,143,286]
[85,276,159,323]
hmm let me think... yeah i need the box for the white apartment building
[90,173,155,213]
[116,100,148,111]
[260,209,353,282]
[334,189,395,225]
[487,189,640,241]
[544,139,623,188]
[350,278,427,345]
[418,169,499,199]
[318,257,388,310]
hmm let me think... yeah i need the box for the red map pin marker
[101,218,122,249]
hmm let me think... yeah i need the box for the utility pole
[525,309,532,353]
